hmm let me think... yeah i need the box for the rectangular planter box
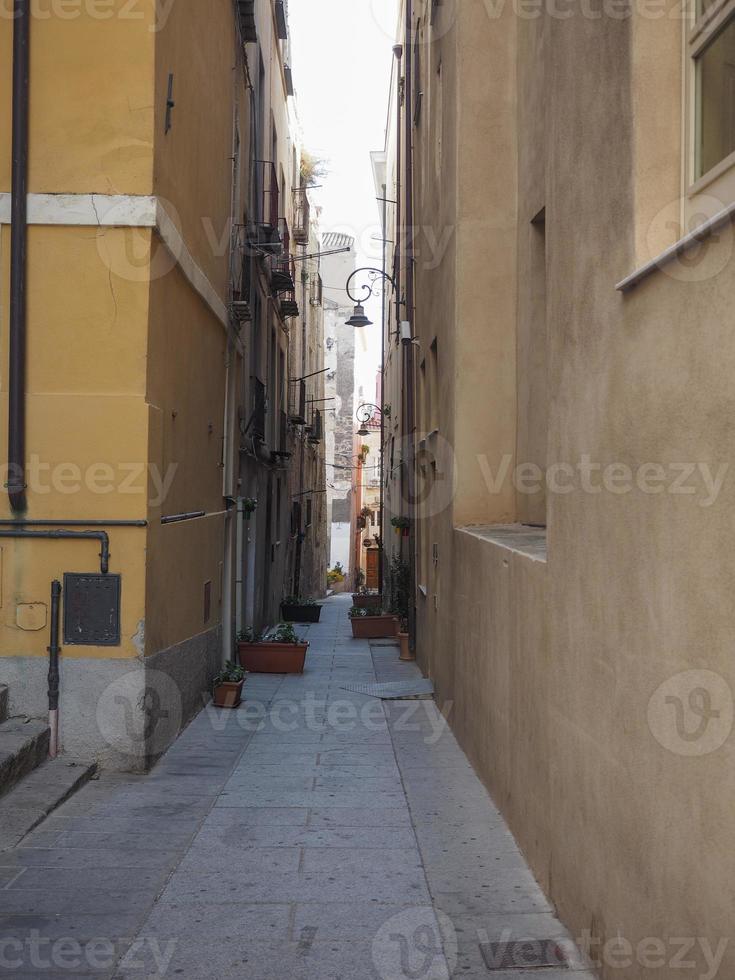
[212,679,244,709]
[350,615,398,639]
[238,642,308,674]
[281,603,322,623]
[352,593,382,611]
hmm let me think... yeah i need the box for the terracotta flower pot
[212,679,244,709]
[399,632,413,661]
[350,615,398,639]
[281,603,322,623]
[238,641,309,674]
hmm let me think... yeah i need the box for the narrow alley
[0,597,594,979]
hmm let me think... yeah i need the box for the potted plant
[212,661,246,708]
[398,619,413,661]
[391,515,410,537]
[242,498,257,520]
[351,589,383,611]
[237,623,309,674]
[349,606,398,639]
[281,595,322,623]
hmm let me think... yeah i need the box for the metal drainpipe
[403,0,418,654]
[292,251,308,597]
[0,529,110,574]
[7,0,30,514]
[379,187,387,597]
[47,580,61,758]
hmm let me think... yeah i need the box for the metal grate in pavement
[480,939,570,971]
[339,680,435,700]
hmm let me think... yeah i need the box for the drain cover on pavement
[480,939,569,971]
[339,680,435,700]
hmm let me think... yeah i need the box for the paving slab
[0,595,587,979]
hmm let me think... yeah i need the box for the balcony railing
[289,380,307,425]
[236,0,257,42]
[307,409,322,444]
[293,187,310,245]
[247,161,281,254]
[251,378,266,442]
[271,220,295,293]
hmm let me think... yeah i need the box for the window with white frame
[691,0,735,180]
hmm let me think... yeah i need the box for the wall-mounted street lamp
[356,402,382,438]
[344,268,397,328]
[344,268,398,597]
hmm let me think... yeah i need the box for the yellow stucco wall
[152,0,237,296]
[0,225,151,660]
[0,1,154,196]
[143,258,228,656]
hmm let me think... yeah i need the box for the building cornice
[0,193,229,328]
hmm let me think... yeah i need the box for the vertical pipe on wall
[47,580,61,759]
[235,497,244,636]
[402,0,418,653]
[7,0,30,514]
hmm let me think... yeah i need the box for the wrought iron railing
[293,187,310,245]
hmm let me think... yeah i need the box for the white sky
[289,0,399,400]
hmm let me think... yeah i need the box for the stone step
[0,717,50,800]
[0,756,97,850]
[0,685,8,724]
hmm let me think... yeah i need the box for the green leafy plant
[349,606,369,618]
[243,498,257,515]
[283,595,317,606]
[391,516,410,530]
[237,627,262,644]
[388,555,411,623]
[300,149,329,187]
[272,622,300,644]
[327,562,345,585]
[214,661,245,686]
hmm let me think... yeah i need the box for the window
[691,1,735,179]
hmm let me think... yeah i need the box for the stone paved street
[0,597,595,979]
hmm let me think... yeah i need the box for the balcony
[274,0,288,39]
[236,0,257,42]
[271,221,295,294]
[293,187,311,245]
[271,410,292,464]
[251,378,267,443]
[280,290,300,319]
[246,161,281,255]
[307,409,322,444]
[289,380,307,425]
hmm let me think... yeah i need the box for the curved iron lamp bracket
[345,267,397,306]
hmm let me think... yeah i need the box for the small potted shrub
[281,595,322,623]
[351,589,383,611]
[212,661,246,708]
[237,623,309,674]
[349,606,398,639]
[391,515,410,537]
[398,619,413,661]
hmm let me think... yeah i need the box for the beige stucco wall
[384,0,735,976]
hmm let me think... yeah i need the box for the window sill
[457,524,547,563]
[615,201,735,293]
